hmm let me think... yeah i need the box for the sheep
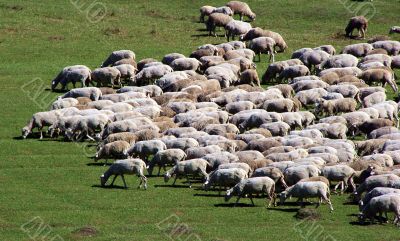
[266,149,308,163]
[203,124,239,136]
[260,121,291,136]
[147,149,187,176]
[111,58,137,68]
[100,132,137,148]
[362,91,386,108]
[319,54,359,70]
[226,1,255,21]
[21,110,61,139]
[263,99,297,113]
[327,84,360,100]
[354,174,400,200]
[319,67,362,79]
[206,13,233,37]
[114,64,137,83]
[297,111,315,127]
[313,45,336,55]
[299,50,330,71]
[389,26,400,34]
[360,68,398,93]
[360,187,400,212]
[345,16,368,39]
[291,79,329,92]
[248,37,276,62]
[341,43,373,57]
[204,168,248,193]
[298,176,330,187]
[66,114,111,141]
[127,140,167,161]
[51,66,92,91]
[134,64,173,86]
[238,111,283,131]
[203,152,239,170]
[251,167,288,188]
[199,5,216,22]
[163,138,199,151]
[361,54,392,67]
[359,194,400,225]
[62,87,102,101]
[361,154,394,168]
[371,102,399,125]
[368,126,398,139]
[351,118,394,137]
[225,176,276,207]
[291,48,313,59]
[392,55,400,70]
[278,65,310,82]
[224,20,252,41]
[170,58,202,72]
[95,141,130,165]
[100,159,147,189]
[164,158,210,188]
[218,162,252,176]
[295,88,328,106]
[186,145,222,159]
[283,165,321,186]
[279,181,333,211]
[372,40,400,56]
[50,97,79,110]
[322,165,356,193]
[225,101,254,114]
[211,6,234,16]
[238,69,260,87]
[101,50,135,67]
[315,98,357,116]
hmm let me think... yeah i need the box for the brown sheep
[206,13,233,37]
[226,1,256,21]
[238,69,260,87]
[360,68,398,93]
[315,98,357,116]
[355,139,387,156]
[299,176,330,187]
[268,84,294,98]
[345,16,368,39]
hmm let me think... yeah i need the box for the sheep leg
[334,182,341,193]
[172,175,178,185]
[157,166,162,176]
[316,197,322,208]
[249,194,255,206]
[340,180,345,194]
[234,196,242,207]
[325,196,334,212]
[138,176,143,189]
[86,134,95,141]
[38,127,43,139]
[240,14,243,21]
[143,176,148,190]
[121,174,127,189]
[186,175,191,188]
[110,175,118,186]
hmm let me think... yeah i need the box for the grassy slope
[0,0,400,240]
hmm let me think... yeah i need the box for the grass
[1,0,400,240]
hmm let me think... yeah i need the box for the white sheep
[101,50,136,67]
[359,194,400,225]
[22,110,61,139]
[224,20,252,41]
[100,158,147,189]
[164,159,210,188]
[204,168,248,194]
[147,149,187,176]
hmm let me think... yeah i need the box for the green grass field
[1,0,400,240]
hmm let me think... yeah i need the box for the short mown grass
[1,0,400,240]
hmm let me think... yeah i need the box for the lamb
[359,194,400,224]
[248,37,276,62]
[372,40,400,56]
[170,58,202,72]
[322,165,356,193]
[354,174,400,200]
[204,168,248,193]
[226,1,256,21]
[199,5,216,22]
[164,158,210,188]
[100,159,147,189]
[319,54,358,70]
[389,26,400,34]
[51,66,92,91]
[21,110,61,139]
[225,176,276,207]
[62,87,102,101]
[95,141,130,165]
[360,68,398,93]
[206,13,233,37]
[341,43,373,57]
[101,50,135,67]
[147,149,187,176]
[127,140,167,161]
[278,65,310,82]
[224,20,252,41]
[315,98,357,116]
[345,16,368,39]
[279,181,333,211]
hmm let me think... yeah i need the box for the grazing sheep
[199,5,216,22]
[352,118,394,137]
[361,54,392,67]
[359,194,400,224]
[263,99,298,113]
[267,149,308,163]
[101,50,135,67]
[226,1,256,21]
[224,20,252,41]
[211,6,234,16]
[170,58,202,72]
[368,126,398,139]
[206,13,233,37]
[21,110,60,139]
[147,149,187,176]
[299,50,330,71]
[295,88,328,106]
[111,58,137,68]
[51,65,92,91]
[372,40,400,56]
[164,138,199,151]
[341,43,373,57]
[278,65,310,82]
[313,45,336,55]
[62,87,102,101]
[127,140,167,161]
[100,132,137,147]
[251,167,288,188]
[100,159,147,189]
[50,97,79,110]
[315,98,357,116]
[204,168,248,193]
[360,187,400,211]
[354,174,400,200]
[226,101,254,114]
[225,176,276,206]
[322,165,356,193]
[360,68,398,93]
[260,121,291,136]
[248,37,276,62]
[95,141,130,165]
[66,114,111,141]
[134,64,173,86]
[114,64,137,83]
[186,145,222,159]
[362,91,386,107]
[391,56,400,69]
[345,16,368,39]
[283,165,321,186]
[238,69,260,87]
[319,54,359,70]
[279,181,333,211]
[164,159,210,188]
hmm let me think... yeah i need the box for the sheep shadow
[268,207,300,212]
[193,193,224,198]
[86,162,110,166]
[214,203,255,208]
[154,184,190,189]
[91,184,126,190]
[191,33,211,37]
